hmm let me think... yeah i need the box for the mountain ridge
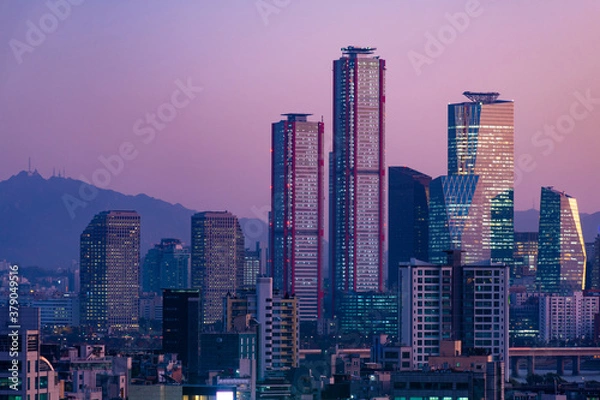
[0,171,598,269]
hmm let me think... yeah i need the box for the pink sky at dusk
[1,0,599,218]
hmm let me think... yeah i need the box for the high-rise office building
[513,232,538,282]
[191,211,244,327]
[80,210,140,333]
[399,252,509,375]
[430,92,514,266]
[388,166,431,289]
[331,46,385,301]
[270,113,324,321]
[142,238,190,295]
[244,243,262,291]
[585,235,600,290]
[536,187,587,293]
[162,288,201,382]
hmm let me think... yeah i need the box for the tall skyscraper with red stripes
[331,46,386,306]
[270,113,324,321]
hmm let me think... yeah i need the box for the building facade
[430,92,514,266]
[270,113,324,321]
[0,307,60,400]
[162,288,200,381]
[80,210,140,333]
[536,187,587,294]
[191,211,245,327]
[388,166,431,289]
[142,238,190,295]
[399,253,509,375]
[539,291,600,342]
[513,232,538,283]
[330,46,386,302]
[225,277,299,380]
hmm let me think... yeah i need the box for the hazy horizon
[2,1,599,218]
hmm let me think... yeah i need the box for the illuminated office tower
[270,113,324,321]
[331,46,385,300]
[191,211,245,327]
[536,187,587,294]
[80,210,140,333]
[513,232,538,282]
[430,92,514,265]
[388,167,431,289]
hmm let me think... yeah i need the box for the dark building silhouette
[586,234,600,290]
[388,166,431,289]
[162,288,200,382]
[142,238,190,295]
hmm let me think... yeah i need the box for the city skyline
[1,1,599,220]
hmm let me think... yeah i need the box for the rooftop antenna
[28,157,31,174]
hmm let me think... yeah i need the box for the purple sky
[1,0,599,218]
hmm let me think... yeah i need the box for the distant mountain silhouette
[513,208,600,243]
[0,171,267,269]
[0,171,597,269]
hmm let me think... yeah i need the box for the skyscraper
[388,166,431,289]
[536,187,587,293]
[191,211,245,327]
[331,46,385,300]
[270,113,324,321]
[142,238,190,295]
[162,288,201,382]
[80,210,140,333]
[513,232,538,282]
[429,92,514,265]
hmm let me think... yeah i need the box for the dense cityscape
[1,44,599,400]
[2,2,600,400]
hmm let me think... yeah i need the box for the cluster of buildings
[2,45,600,399]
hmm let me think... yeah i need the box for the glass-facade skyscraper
[388,166,431,289]
[191,211,245,327]
[331,46,385,301]
[536,186,587,293]
[429,92,514,265]
[80,210,140,333]
[270,113,324,321]
[142,238,190,295]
